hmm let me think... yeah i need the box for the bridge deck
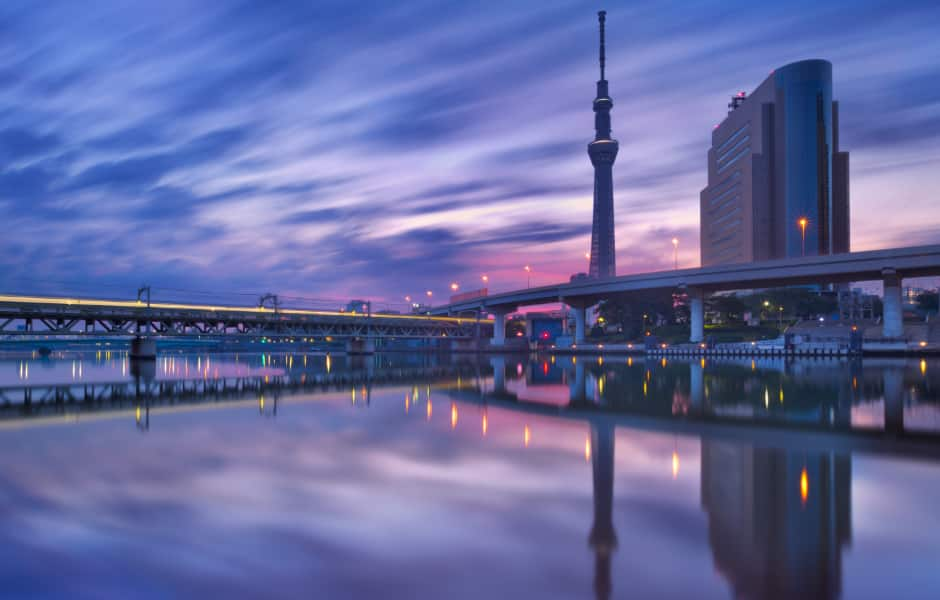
[433,244,940,314]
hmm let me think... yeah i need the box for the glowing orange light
[800,467,809,505]
[405,394,410,413]
[481,274,488,283]
[450,282,459,291]
[451,402,458,429]
[426,398,432,421]
[672,450,680,479]
[524,424,531,448]
[482,411,488,436]
[585,436,592,462]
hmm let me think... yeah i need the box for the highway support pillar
[491,309,511,347]
[570,304,587,345]
[882,269,903,339]
[689,288,705,344]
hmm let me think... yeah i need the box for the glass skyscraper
[700,59,850,266]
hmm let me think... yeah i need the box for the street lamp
[481,274,489,286]
[798,217,808,257]
[405,295,411,303]
[671,237,679,270]
[450,282,459,292]
[524,265,531,288]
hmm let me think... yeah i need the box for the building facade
[700,59,850,266]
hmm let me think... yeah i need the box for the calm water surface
[0,350,939,599]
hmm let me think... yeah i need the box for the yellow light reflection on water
[921,359,927,376]
[524,424,531,448]
[482,411,488,436]
[450,403,458,430]
[426,398,432,421]
[405,394,410,414]
[584,435,591,462]
[326,354,331,373]
[800,467,809,505]
[672,450,680,479]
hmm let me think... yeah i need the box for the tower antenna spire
[598,10,606,81]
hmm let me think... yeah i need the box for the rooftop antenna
[598,10,607,81]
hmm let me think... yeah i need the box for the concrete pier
[129,336,156,360]
[346,339,376,355]
[689,288,704,344]
[882,269,904,339]
[569,304,588,345]
[492,311,507,347]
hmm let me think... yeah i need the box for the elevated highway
[432,244,940,344]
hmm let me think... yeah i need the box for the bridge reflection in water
[0,352,937,598]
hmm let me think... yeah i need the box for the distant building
[700,59,850,266]
[344,300,370,314]
[903,286,928,303]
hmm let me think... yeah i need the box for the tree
[917,291,939,313]
[598,289,675,339]
[708,295,747,322]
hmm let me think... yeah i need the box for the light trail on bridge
[0,293,470,323]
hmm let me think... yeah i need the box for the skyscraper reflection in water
[700,442,851,599]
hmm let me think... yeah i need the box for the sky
[1,0,940,309]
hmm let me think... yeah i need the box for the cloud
[1,0,939,302]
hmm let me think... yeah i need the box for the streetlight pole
[524,265,531,288]
[672,237,679,270]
